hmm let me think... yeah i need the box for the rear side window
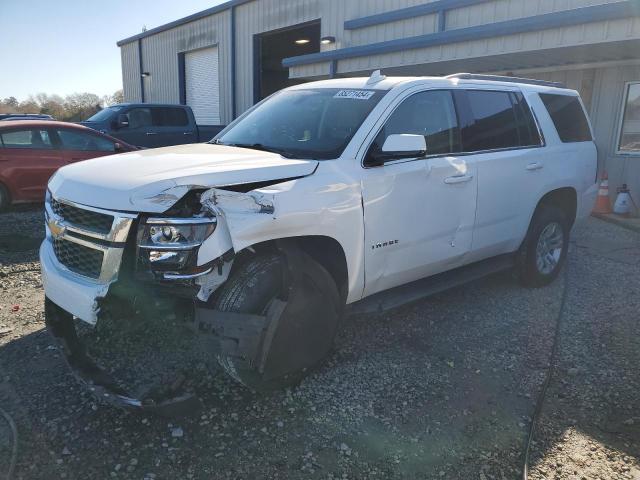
[152,107,189,127]
[539,93,592,142]
[0,129,53,149]
[461,91,521,151]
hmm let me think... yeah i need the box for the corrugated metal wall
[120,42,141,102]
[122,10,232,122]
[120,0,640,122]
[590,64,640,207]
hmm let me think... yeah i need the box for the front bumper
[40,239,107,325]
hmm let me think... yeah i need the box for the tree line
[0,90,125,122]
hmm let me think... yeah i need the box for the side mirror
[114,142,124,152]
[365,134,427,166]
[117,113,129,128]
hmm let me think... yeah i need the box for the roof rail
[446,73,566,89]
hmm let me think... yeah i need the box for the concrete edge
[591,213,640,234]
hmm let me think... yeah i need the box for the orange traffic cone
[592,171,612,214]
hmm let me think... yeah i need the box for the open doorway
[253,20,320,103]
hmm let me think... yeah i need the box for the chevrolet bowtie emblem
[48,218,66,238]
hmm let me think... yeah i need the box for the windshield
[86,106,124,122]
[215,88,387,159]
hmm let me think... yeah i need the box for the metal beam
[231,6,237,119]
[138,40,145,103]
[344,0,487,30]
[284,1,640,68]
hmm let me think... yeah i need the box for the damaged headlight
[137,217,216,278]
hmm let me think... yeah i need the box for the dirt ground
[0,205,639,479]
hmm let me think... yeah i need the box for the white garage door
[185,47,220,125]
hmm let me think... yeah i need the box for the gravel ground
[0,205,638,479]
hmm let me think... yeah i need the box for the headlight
[137,217,216,275]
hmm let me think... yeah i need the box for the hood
[48,143,318,213]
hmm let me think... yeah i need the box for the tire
[517,205,570,287]
[0,184,10,211]
[212,251,341,390]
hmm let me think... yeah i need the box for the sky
[0,0,226,101]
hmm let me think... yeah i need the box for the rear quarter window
[539,93,592,143]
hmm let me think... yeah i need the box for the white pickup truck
[42,72,598,409]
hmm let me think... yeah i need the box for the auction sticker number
[334,90,375,100]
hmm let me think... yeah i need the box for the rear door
[456,89,546,261]
[54,127,117,163]
[150,107,195,146]
[0,128,65,201]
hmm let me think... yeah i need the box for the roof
[0,120,97,130]
[117,0,253,46]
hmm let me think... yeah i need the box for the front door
[361,89,478,297]
[114,107,157,147]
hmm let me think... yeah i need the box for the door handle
[526,162,543,171]
[183,132,194,135]
[146,132,158,136]
[444,174,473,184]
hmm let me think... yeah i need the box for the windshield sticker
[334,90,375,100]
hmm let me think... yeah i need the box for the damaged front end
[42,183,295,413]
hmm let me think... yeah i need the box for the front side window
[216,88,387,160]
[0,129,53,149]
[618,83,640,154]
[57,129,115,152]
[371,90,461,156]
[539,93,592,143]
[127,108,153,129]
[461,90,521,152]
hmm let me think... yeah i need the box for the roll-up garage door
[185,47,220,125]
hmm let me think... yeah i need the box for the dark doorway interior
[254,20,320,103]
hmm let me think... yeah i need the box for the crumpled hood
[48,144,318,213]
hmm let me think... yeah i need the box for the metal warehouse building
[118,0,640,204]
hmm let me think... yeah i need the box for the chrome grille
[46,196,136,282]
[53,238,104,279]
[50,198,114,234]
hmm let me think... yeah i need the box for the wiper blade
[222,142,297,159]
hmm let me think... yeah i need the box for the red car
[0,120,137,209]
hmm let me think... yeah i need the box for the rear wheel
[517,205,569,287]
[212,250,341,390]
[0,184,10,211]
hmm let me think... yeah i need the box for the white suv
[42,72,598,407]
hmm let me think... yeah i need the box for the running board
[349,254,516,316]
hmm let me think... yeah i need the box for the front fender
[197,168,365,304]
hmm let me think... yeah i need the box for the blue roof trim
[344,0,487,30]
[117,0,254,46]
[284,1,640,68]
